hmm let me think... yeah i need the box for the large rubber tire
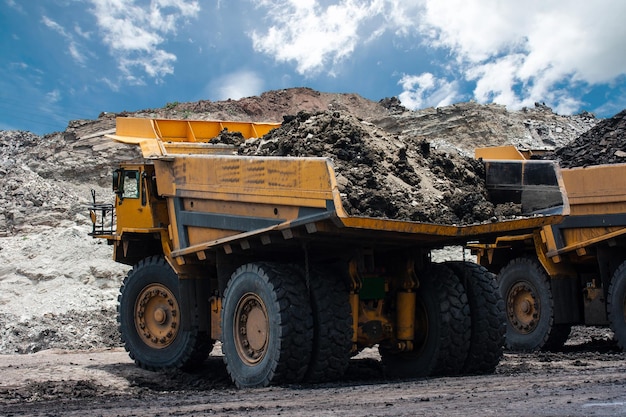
[221,263,313,388]
[118,256,212,370]
[380,263,470,378]
[304,267,353,383]
[608,261,626,350]
[446,261,505,374]
[497,258,569,351]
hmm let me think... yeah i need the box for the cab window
[122,170,140,199]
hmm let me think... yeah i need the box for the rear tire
[498,258,567,351]
[608,261,626,350]
[305,267,353,383]
[118,256,212,370]
[221,263,313,388]
[446,261,505,374]
[380,263,470,378]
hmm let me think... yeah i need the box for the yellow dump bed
[109,119,568,263]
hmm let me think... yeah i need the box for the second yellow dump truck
[89,119,568,388]
[473,146,626,352]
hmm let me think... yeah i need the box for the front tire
[608,261,626,350]
[118,256,212,370]
[498,258,568,351]
[221,263,313,388]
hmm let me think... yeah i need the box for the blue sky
[2,0,626,135]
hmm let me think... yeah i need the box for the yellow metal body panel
[107,117,281,158]
[539,164,626,259]
[561,164,626,215]
[546,227,626,258]
[114,164,169,233]
[475,146,549,161]
[152,154,341,253]
[154,156,335,205]
[475,146,526,160]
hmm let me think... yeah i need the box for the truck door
[114,166,154,231]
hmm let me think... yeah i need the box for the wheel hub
[507,282,540,334]
[134,284,179,349]
[234,293,269,365]
[154,307,167,324]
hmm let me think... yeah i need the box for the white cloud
[398,72,460,109]
[74,25,92,40]
[42,16,67,36]
[415,0,626,112]
[210,70,264,101]
[249,0,626,113]
[6,0,24,13]
[250,0,386,75]
[100,77,121,92]
[88,0,200,83]
[45,89,62,104]
[42,16,88,65]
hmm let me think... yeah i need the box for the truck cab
[90,162,170,266]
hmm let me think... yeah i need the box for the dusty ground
[0,327,625,416]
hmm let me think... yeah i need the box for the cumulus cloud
[398,72,460,109]
[413,0,626,111]
[250,0,386,75]
[250,0,626,113]
[209,70,264,101]
[88,0,200,84]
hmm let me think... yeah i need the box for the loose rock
[543,109,626,167]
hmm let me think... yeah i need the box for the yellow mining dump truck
[473,146,626,352]
[88,118,568,388]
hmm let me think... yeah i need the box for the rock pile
[375,102,597,157]
[241,111,504,225]
[543,110,626,168]
[0,118,139,235]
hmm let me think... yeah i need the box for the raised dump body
[473,146,626,352]
[89,119,568,388]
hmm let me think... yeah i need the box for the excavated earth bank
[543,109,626,167]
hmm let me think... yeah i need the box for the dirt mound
[543,109,626,167]
[374,102,597,156]
[0,117,140,235]
[240,111,498,224]
[141,87,393,123]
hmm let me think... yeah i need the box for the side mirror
[112,169,121,192]
[112,168,124,200]
[141,172,148,206]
